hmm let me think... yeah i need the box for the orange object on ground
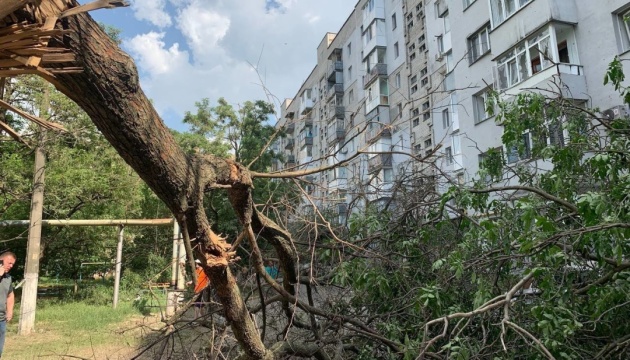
[194,267,210,294]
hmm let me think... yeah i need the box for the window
[473,88,492,124]
[437,35,444,54]
[392,13,397,30]
[414,144,422,154]
[410,52,416,61]
[614,9,630,52]
[411,84,418,94]
[347,66,352,81]
[443,72,454,91]
[424,138,432,148]
[421,77,429,87]
[506,133,531,163]
[394,42,399,58]
[413,118,420,127]
[410,75,418,84]
[443,11,450,33]
[445,146,453,165]
[468,23,490,64]
[422,101,430,111]
[409,43,416,53]
[495,27,555,89]
[395,72,401,88]
[411,108,420,117]
[416,3,422,12]
[418,35,425,44]
[463,0,476,9]
[420,67,428,77]
[490,0,532,28]
[423,112,431,121]
[349,89,355,103]
[347,42,352,55]
[442,108,450,128]
[383,168,393,182]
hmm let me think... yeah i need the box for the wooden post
[112,224,124,309]
[17,136,46,335]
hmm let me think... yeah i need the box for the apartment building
[274,0,425,221]
[275,0,630,220]
[426,0,630,187]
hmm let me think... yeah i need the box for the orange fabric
[194,267,210,294]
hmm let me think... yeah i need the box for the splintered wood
[0,18,79,78]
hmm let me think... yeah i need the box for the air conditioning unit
[603,105,630,120]
[435,53,443,62]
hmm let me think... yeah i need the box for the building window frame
[490,0,533,29]
[468,23,491,64]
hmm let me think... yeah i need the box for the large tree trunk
[7,1,274,358]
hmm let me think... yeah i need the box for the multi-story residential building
[275,0,421,222]
[275,0,630,220]
[426,0,630,188]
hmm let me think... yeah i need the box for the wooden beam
[0,0,31,20]
[59,0,129,18]
[24,17,58,67]
[0,219,175,227]
[0,119,30,147]
[0,98,66,131]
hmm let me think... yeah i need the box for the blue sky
[90,0,356,131]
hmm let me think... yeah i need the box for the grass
[5,282,167,359]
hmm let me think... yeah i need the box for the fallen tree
[0,1,392,359]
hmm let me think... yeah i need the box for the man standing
[0,251,15,358]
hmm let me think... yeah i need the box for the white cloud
[124,32,189,75]
[131,0,172,28]
[176,2,231,61]
[113,0,357,129]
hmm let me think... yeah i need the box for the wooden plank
[0,0,31,21]
[27,17,60,67]
[0,119,30,148]
[40,53,75,63]
[60,0,129,19]
[0,58,23,67]
[0,98,66,131]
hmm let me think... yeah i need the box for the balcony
[328,103,345,119]
[362,63,387,88]
[327,83,344,100]
[299,98,313,115]
[368,153,393,174]
[327,119,345,144]
[284,138,294,150]
[361,0,385,32]
[285,122,294,134]
[328,61,343,81]
[496,63,586,99]
[299,134,313,148]
[286,155,296,167]
[366,123,392,144]
[298,114,313,132]
[366,105,391,124]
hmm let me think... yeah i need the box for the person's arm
[6,291,14,322]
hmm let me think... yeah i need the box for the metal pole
[113,225,124,309]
